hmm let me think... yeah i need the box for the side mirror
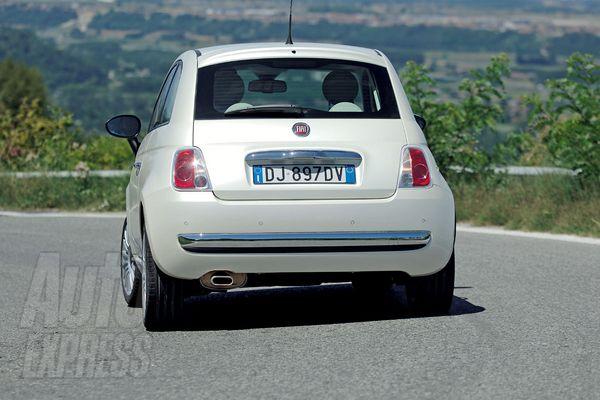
[414,114,427,131]
[105,115,141,139]
[105,115,141,155]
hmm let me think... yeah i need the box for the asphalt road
[0,215,598,399]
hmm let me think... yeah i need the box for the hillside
[0,1,598,132]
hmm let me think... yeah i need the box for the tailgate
[194,119,406,201]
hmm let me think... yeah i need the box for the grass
[0,175,598,237]
[453,175,600,237]
[0,176,128,212]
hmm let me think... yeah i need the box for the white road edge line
[0,211,126,219]
[0,211,598,245]
[457,224,600,245]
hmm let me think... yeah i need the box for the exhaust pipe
[211,275,234,287]
[200,271,247,290]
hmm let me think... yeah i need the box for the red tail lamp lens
[173,149,196,189]
[409,148,431,187]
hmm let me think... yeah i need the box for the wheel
[141,228,187,331]
[120,220,141,307]
[405,251,455,315]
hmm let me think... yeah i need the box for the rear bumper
[178,231,431,253]
[140,184,455,280]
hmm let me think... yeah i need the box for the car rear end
[142,45,455,288]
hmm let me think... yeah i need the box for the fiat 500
[106,42,455,330]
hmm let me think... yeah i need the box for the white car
[106,42,456,330]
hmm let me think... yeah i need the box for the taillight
[173,148,212,191]
[399,146,431,188]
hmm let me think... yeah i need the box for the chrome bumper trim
[245,150,362,166]
[178,231,430,253]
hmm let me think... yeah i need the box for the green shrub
[0,99,82,171]
[0,97,132,172]
[525,53,599,181]
[81,135,133,170]
[401,54,512,180]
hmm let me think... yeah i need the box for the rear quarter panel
[130,50,197,256]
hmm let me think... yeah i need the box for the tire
[141,229,187,331]
[405,251,455,315]
[120,220,141,307]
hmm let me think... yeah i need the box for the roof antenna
[285,0,294,45]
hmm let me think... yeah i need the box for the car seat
[322,70,362,112]
[213,69,252,113]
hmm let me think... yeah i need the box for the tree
[525,53,599,180]
[401,54,511,179]
[0,58,47,113]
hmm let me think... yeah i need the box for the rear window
[195,58,400,119]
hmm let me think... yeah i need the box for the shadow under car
[171,284,484,331]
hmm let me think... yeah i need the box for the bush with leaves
[82,135,132,171]
[401,54,512,179]
[0,99,84,171]
[0,98,132,171]
[0,59,132,172]
[525,53,599,180]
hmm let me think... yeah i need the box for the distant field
[1,1,598,134]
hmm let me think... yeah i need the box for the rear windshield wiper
[224,105,310,117]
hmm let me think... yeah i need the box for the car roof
[193,42,387,68]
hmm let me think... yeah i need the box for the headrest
[322,70,359,105]
[329,102,362,112]
[213,69,245,112]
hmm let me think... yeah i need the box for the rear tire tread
[143,232,186,331]
[405,252,455,316]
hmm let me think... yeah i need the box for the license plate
[253,165,356,185]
